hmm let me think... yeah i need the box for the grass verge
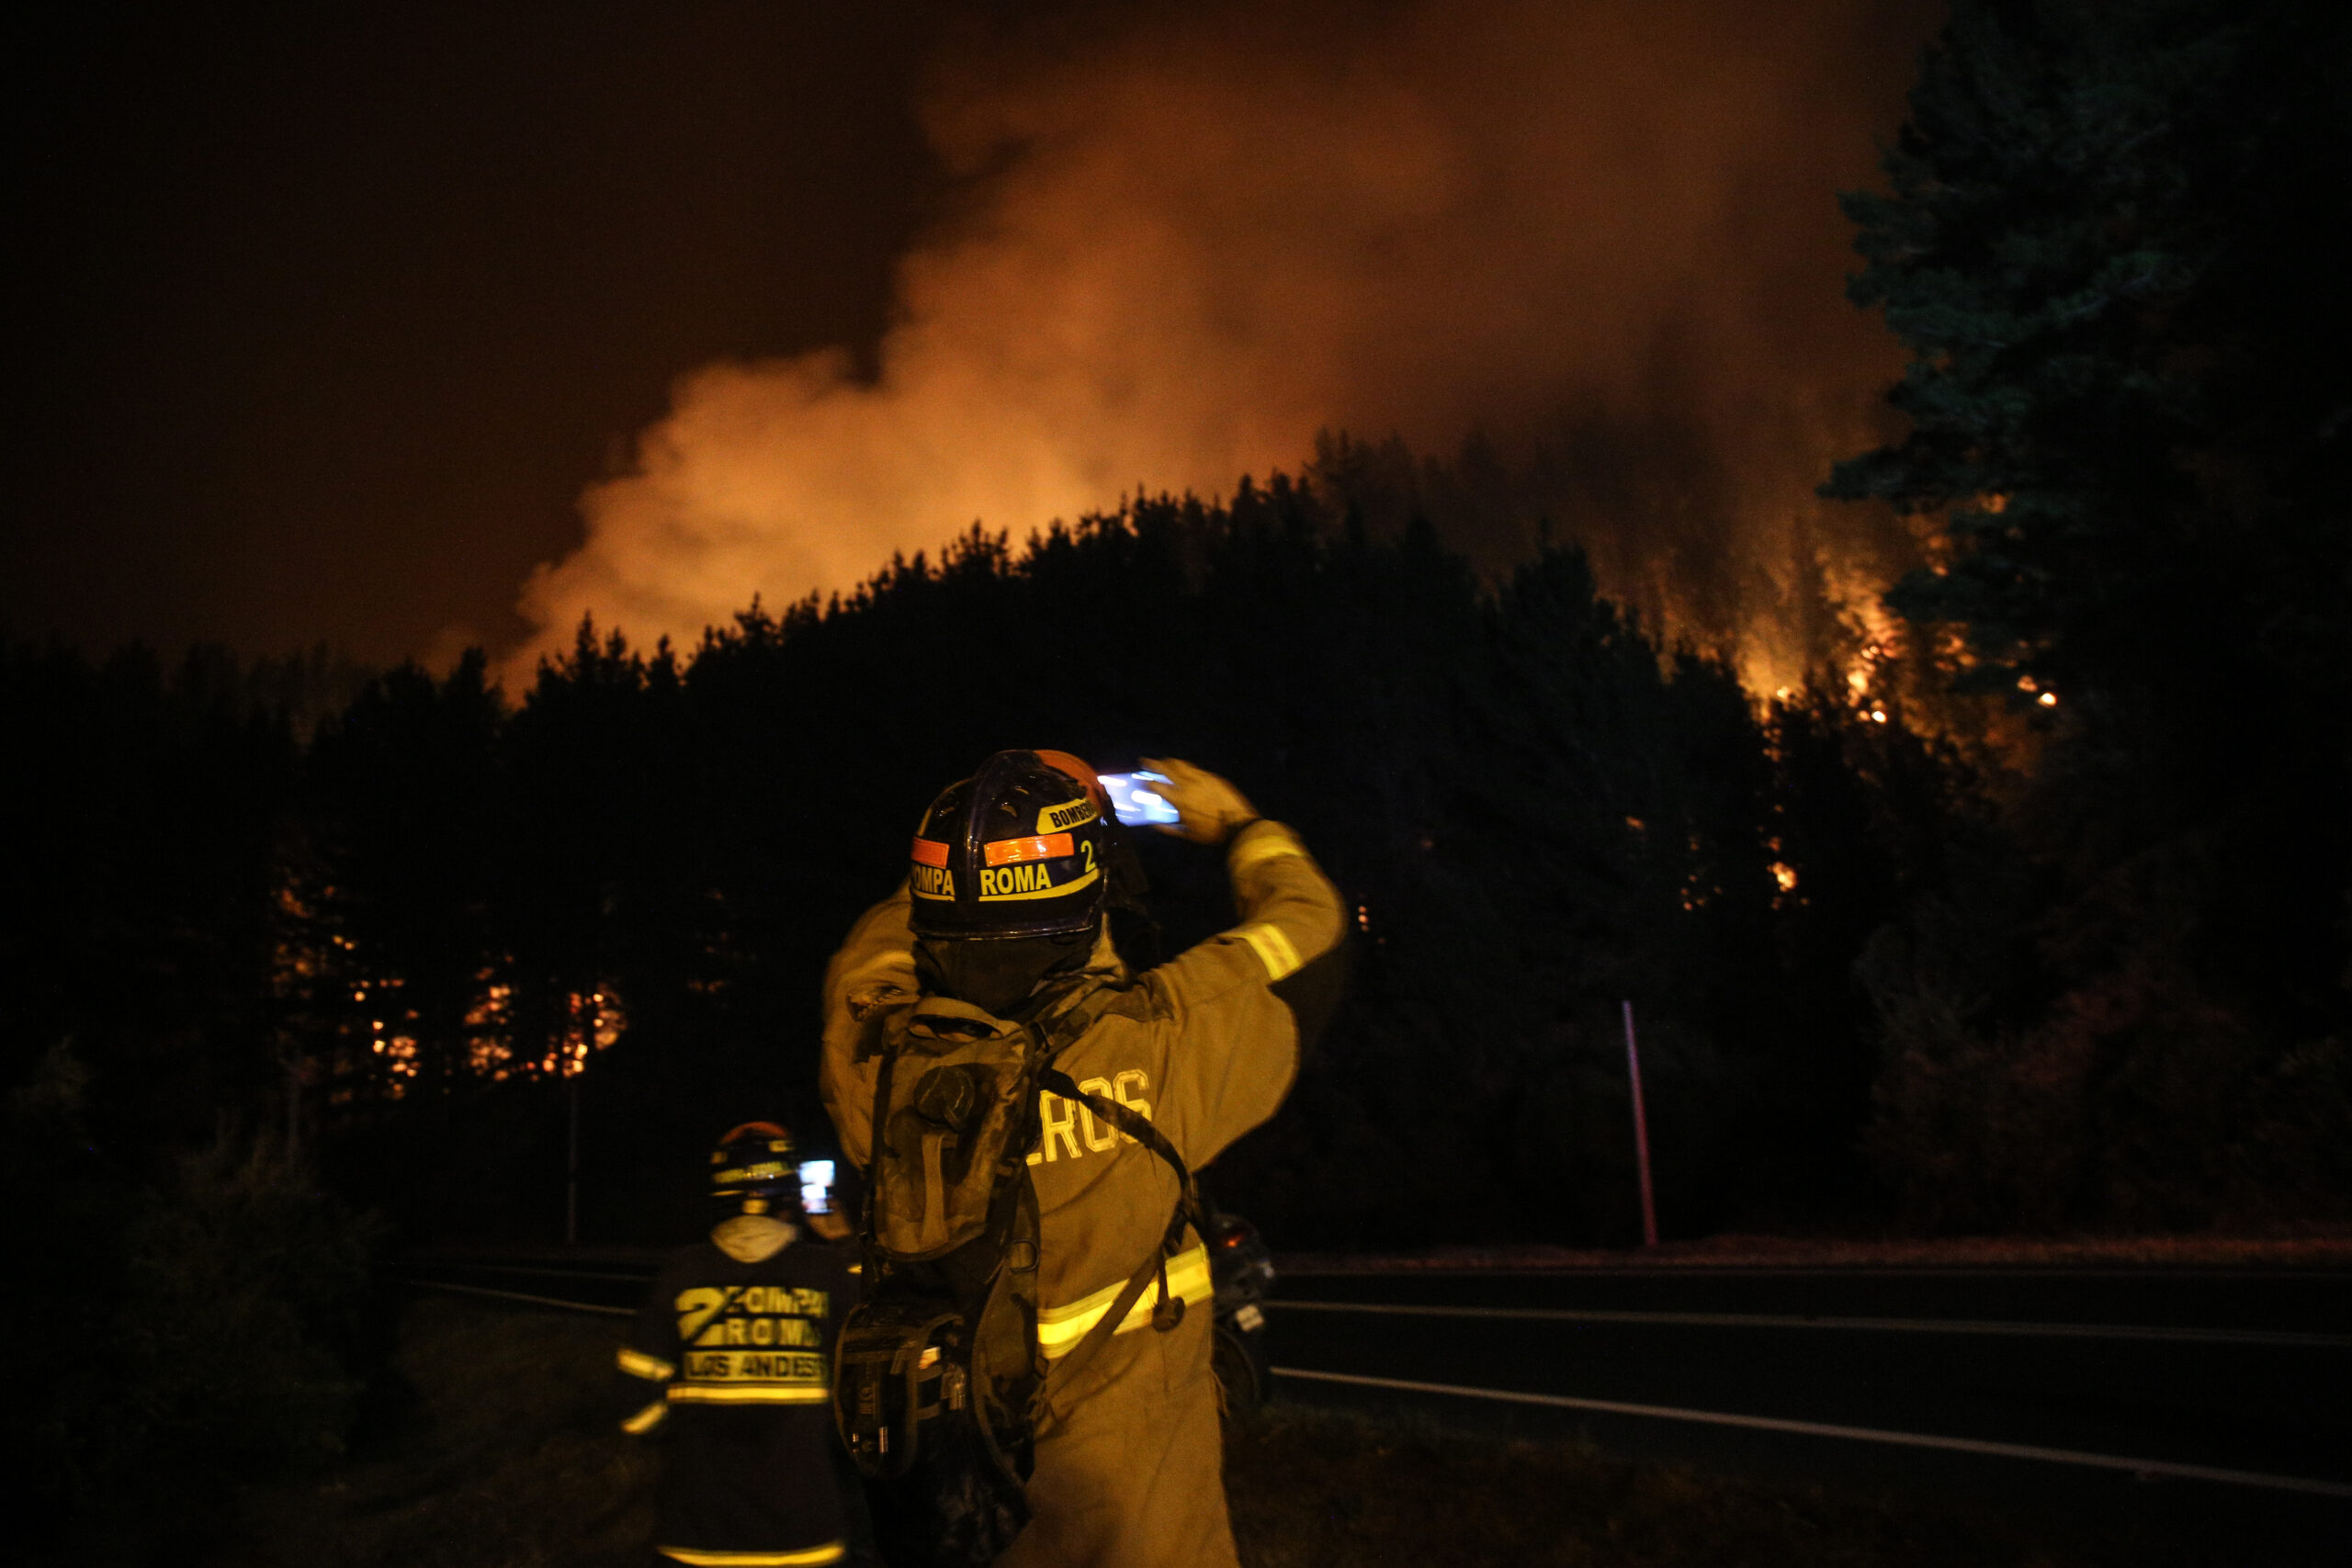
[1224,1404,2129,1568]
[233,1295,2143,1568]
[234,1295,655,1567]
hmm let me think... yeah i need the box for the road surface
[403,1252,2352,1560]
[1266,1263,2351,1560]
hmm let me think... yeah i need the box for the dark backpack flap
[847,999,1054,1566]
[862,1400,1032,1568]
[834,1280,1031,1568]
[833,1292,962,1480]
[871,1003,1035,1262]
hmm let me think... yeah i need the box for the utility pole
[565,1069,581,1247]
[1621,999,1658,1247]
[284,1050,302,1165]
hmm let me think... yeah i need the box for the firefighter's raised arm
[1133,757,1259,846]
[1139,755,1346,996]
[1136,758,1348,1163]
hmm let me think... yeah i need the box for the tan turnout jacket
[820,819,1345,1568]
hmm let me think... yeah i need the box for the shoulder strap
[1035,1064,1201,1385]
[1037,1065,1191,1196]
[858,1033,899,1271]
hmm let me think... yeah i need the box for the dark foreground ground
[180,1295,2251,1568]
[407,1243,2352,1563]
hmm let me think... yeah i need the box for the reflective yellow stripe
[658,1541,846,1566]
[1237,921,1304,981]
[1035,1242,1214,1358]
[621,1400,669,1435]
[667,1383,831,1404]
[1228,827,1306,874]
[616,1347,675,1382]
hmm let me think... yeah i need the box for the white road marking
[1271,1367,2352,1499]
[1267,1298,2352,1349]
[410,1278,634,1317]
[412,1262,657,1282]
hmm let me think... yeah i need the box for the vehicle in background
[1203,1194,1274,1420]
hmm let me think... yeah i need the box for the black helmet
[709,1121,800,1218]
[908,750,1113,942]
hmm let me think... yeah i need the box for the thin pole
[565,1073,581,1247]
[1621,999,1658,1247]
[285,1055,301,1164]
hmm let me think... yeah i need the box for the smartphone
[798,1158,836,1216]
[1099,771,1179,827]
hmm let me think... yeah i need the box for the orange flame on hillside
[508,0,1930,697]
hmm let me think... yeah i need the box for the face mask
[915,927,1096,1017]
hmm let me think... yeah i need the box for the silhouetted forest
[2,0,2346,1543]
[0,502,1893,1244]
[7,464,2343,1254]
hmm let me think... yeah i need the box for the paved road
[404,1254,2352,1560]
[406,1250,658,1316]
[1267,1265,2352,1561]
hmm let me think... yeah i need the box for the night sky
[5,0,1937,676]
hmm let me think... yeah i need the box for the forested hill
[1,484,1905,1246]
[7,470,2345,1251]
[7,0,2350,1258]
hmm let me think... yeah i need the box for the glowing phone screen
[1100,771,1178,826]
[798,1158,835,1215]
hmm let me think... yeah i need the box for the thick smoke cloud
[514,0,1932,688]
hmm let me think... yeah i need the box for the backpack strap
[1038,1065,1193,1204]
[857,1033,900,1273]
[1035,1065,1201,1385]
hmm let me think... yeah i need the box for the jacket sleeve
[1144,820,1347,1166]
[615,1263,683,1437]
[820,882,920,1170]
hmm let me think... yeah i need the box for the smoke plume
[514,0,1931,689]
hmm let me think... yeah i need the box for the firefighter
[820,752,1345,1568]
[617,1121,860,1567]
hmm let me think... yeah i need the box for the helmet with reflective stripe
[908,749,1112,941]
[709,1121,799,1217]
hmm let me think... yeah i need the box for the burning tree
[1826,0,2352,1227]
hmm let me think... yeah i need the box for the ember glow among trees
[1822,0,2351,1230]
[1,0,2344,1255]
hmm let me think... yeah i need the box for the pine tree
[1829,0,2352,1225]
[1826,0,2349,720]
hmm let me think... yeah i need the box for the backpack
[832,989,1197,1568]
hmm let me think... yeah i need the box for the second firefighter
[617,1121,859,1568]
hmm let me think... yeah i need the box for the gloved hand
[1136,758,1258,845]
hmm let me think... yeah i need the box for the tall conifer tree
[1830,0,2352,1225]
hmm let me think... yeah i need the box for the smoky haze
[517,0,1934,689]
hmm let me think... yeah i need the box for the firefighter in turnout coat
[618,1122,859,1568]
[820,753,1344,1568]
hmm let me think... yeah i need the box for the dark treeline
[7,498,1951,1256]
[3,0,2348,1546]
[8,457,2341,1259]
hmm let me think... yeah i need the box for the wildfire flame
[507,0,1923,699]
